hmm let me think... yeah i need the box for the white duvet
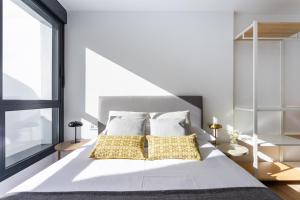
[9,139,263,193]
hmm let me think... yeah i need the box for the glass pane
[234,110,253,135]
[3,0,53,100]
[284,111,300,135]
[5,108,59,167]
[258,111,281,135]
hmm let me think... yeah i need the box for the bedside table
[55,139,90,159]
[217,143,249,157]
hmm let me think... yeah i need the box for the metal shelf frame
[234,21,300,178]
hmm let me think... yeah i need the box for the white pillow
[106,117,146,136]
[107,111,148,123]
[104,111,149,134]
[150,118,187,136]
[149,111,191,133]
[106,110,148,126]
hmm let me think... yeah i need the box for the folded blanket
[1,187,281,200]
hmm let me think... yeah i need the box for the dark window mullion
[0,0,4,176]
[58,23,64,142]
[52,23,59,100]
[0,0,2,101]
[0,111,5,176]
[1,100,59,111]
[51,18,59,145]
[21,0,58,25]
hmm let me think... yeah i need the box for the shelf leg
[215,129,217,146]
[252,21,259,178]
[279,146,284,162]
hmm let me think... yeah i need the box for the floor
[237,162,300,181]
[264,181,300,200]
[234,161,300,199]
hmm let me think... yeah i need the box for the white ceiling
[57,0,300,14]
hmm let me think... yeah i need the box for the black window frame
[0,0,65,181]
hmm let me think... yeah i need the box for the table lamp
[68,121,83,143]
[208,117,222,146]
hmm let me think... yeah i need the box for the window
[5,108,59,167]
[0,0,64,180]
[3,0,55,100]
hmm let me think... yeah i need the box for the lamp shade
[68,121,83,128]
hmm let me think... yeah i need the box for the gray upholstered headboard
[98,96,203,132]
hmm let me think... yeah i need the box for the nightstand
[54,139,90,159]
[217,143,249,157]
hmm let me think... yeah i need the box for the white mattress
[9,139,264,193]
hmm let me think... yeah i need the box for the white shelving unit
[239,134,300,147]
[234,21,300,180]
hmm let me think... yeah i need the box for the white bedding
[9,139,264,193]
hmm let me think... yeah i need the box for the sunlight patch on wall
[85,48,172,120]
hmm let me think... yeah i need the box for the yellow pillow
[146,134,201,160]
[89,135,145,160]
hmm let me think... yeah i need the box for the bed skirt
[1,187,281,200]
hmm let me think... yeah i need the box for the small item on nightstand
[229,129,240,144]
[68,121,83,143]
[217,143,249,157]
[208,122,222,146]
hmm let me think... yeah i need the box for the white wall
[64,11,234,140]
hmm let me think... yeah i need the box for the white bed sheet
[8,139,264,193]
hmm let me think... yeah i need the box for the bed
[2,96,280,200]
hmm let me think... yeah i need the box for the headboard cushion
[98,96,203,132]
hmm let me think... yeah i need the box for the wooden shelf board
[234,106,254,112]
[234,106,300,112]
[238,134,300,147]
[235,22,300,41]
[54,139,90,151]
[238,162,300,181]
